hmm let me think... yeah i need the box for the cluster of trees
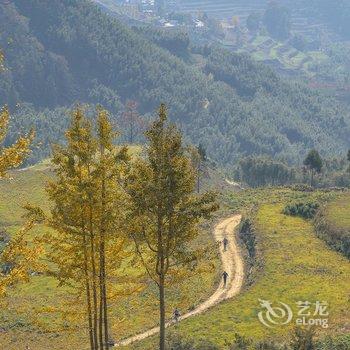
[236,148,350,189]
[22,104,218,350]
[236,156,295,187]
[201,46,350,162]
[263,1,292,40]
[246,2,291,40]
[2,30,216,346]
[136,26,191,58]
[1,0,349,167]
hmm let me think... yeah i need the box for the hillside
[1,165,350,349]
[0,163,220,350]
[131,188,350,349]
[0,0,350,165]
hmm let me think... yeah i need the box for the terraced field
[178,0,332,77]
[177,0,265,20]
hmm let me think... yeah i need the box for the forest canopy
[0,0,349,166]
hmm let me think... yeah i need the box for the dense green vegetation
[0,0,350,166]
[236,156,296,187]
[283,201,319,219]
[166,331,350,350]
[263,1,291,40]
[234,150,350,189]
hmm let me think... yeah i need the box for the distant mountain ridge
[0,0,349,166]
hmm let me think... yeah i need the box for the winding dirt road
[114,214,243,347]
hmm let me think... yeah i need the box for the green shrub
[283,202,319,219]
[229,333,252,350]
[290,327,315,350]
[316,334,350,349]
[290,184,314,192]
[239,218,256,259]
[165,334,219,350]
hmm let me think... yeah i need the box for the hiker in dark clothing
[223,237,229,251]
[222,271,229,288]
[173,308,181,323]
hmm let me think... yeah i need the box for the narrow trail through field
[114,214,244,347]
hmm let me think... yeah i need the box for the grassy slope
[325,193,350,230]
[1,165,350,349]
[0,156,220,350]
[242,35,329,76]
[314,192,350,260]
[131,189,350,349]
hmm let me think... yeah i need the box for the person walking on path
[223,237,229,251]
[222,271,229,288]
[173,308,181,323]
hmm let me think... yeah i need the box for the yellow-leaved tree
[0,106,34,178]
[44,107,137,350]
[0,52,38,301]
[127,104,219,350]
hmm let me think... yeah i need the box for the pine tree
[127,104,218,350]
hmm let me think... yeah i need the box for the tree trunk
[99,144,109,349]
[102,241,109,349]
[197,163,201,193]
[130,120,134,144]
[159,276,166,350]
[99,263,104,350]
[99,228,105,349]
[83,235,95,350]
[89,206,99,350]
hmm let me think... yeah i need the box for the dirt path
[114,214,243,347]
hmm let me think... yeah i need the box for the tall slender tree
[303,149,323,187]
[189,144,207,193]
[127,104,218,350]
[45,107,130,350]
[120,100,142,144]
